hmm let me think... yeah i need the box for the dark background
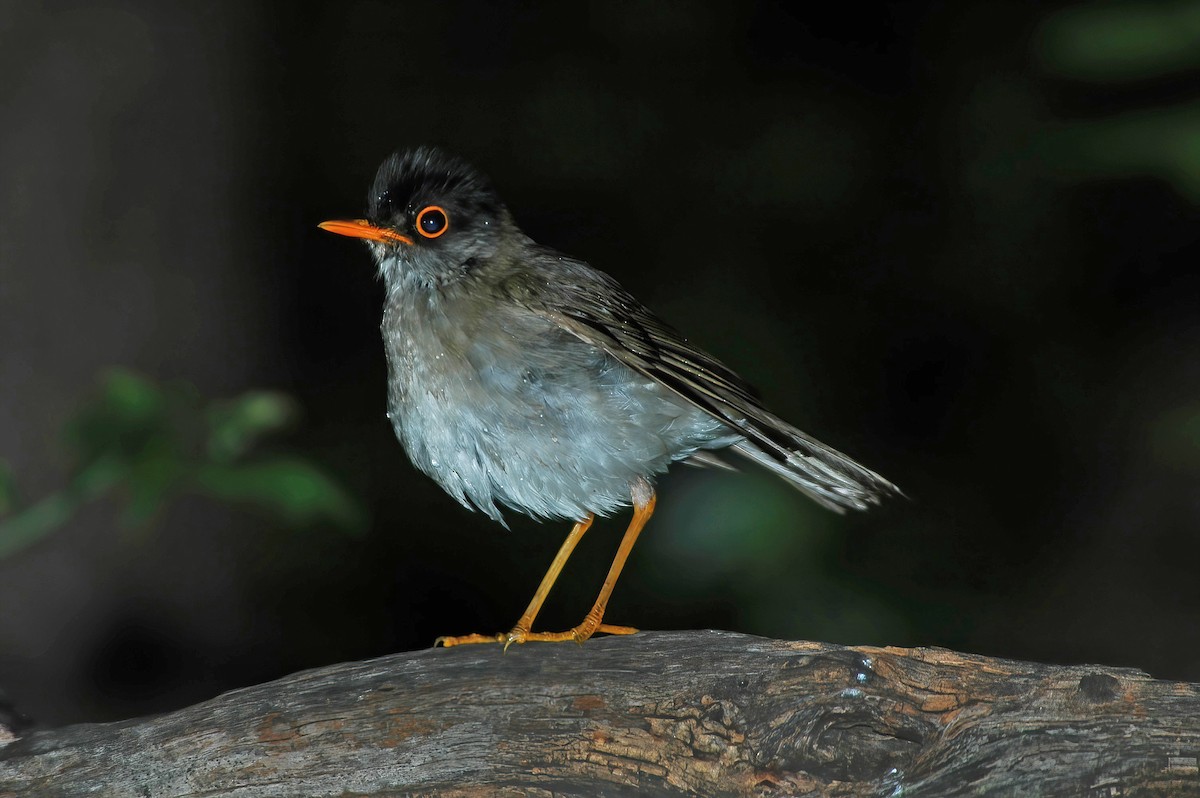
[2,1,1199,728]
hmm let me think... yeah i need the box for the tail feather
[729,421,901,514]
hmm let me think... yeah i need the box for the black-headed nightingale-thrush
[320,147,899,648]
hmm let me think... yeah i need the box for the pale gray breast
[381,288,736,523]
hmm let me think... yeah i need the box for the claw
[502,626,528,653]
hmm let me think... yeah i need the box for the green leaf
[67,369,171,462]
[121,445,187,528]
[0,451,130,560]
[0,453,127,559]
[192,457,368,536]
[206,391,301,463]
[0,493,80,559]
[66,456,130,502]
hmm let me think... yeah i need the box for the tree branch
[2,631,1197,796]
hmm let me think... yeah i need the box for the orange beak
[318,219,413,246]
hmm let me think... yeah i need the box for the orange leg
[436,482,657,649]
[514,487,655,646]
[436,513,595,648]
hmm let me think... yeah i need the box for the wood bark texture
[1,630,1198,797]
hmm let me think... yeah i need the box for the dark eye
[416,206,449,239]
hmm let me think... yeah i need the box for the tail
[728,412,901,514]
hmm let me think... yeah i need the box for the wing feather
[501,253,900,512]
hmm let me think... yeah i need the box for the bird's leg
[435,513,594,648]
[516,480,656,646]
[498,512,598,649]
[436,481,657,649]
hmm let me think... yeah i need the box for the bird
[319,147,899,649]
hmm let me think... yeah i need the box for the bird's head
[320,147,511,289]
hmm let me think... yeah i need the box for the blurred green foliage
[1037,2,1200,200]
[1038,1,1200,81]
[1150,403,1200,472]
[644,473,909,644]
[0,369,366,559]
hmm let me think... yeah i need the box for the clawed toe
[435,622,638,649]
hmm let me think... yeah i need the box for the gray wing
[502,252,901,513]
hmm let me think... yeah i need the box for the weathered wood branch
[2,631,1197,797]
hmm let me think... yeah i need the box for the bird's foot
[504,621,638,649]
[433,632,506,648]
[434,622,637,650]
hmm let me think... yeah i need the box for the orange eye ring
[415,205,449,239]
